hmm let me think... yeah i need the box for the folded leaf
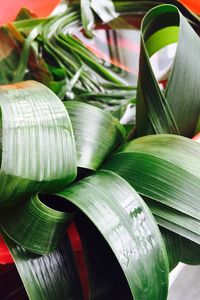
[1,194,75,254]
[64,101,125,170]
[2,170,169,299]
[136,4,200,137]
[118,134,200,178]
[103,134,200,244]
[3,234,84,300]
[0,80,76,207]
[55,170,169,300]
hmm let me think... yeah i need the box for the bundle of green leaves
[0,2,200,300]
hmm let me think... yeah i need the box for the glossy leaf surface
[1,194,75,254]
[2,170,169,299]
[3,234,84,300]
[136,4,200,137]
[103,134,200,244]
[55,170,169,300]
[0,80,76,207]
[64,101,125,170]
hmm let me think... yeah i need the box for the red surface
[179,0,200,14]
[67,222,90,300]
[192,132,200,143]
[0,222,90,297]
[0,0,61,25]
[0,236,13,265]
[0,223,90,298]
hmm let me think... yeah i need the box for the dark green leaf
[136,4,200,137]
[55,170,169,300]
[64,101,125,170]
[1,194,75,254]
[3,234,84,300]
[103,134,200,244]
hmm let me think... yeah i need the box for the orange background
[180,0,200,14]
[0,1,199,26]
[0,0,61,25]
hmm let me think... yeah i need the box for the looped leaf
[137,4,200,137]
[0,80,76,207]
[55,170,169,300]
[64,101,125,170]
[2,170,169,299]
[1,193,75,254]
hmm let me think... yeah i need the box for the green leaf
[13,18,47,33]
[80,0,95,38]
[1,4,200,299]
[55,170,169,300]
[0,81,76,208]
[118,134,200,178]
[103,134,200,243]
[136,4,200,137]
[56,33,126,86]
[2,170,169,299]
[15,8,37,21]
[148,199,200,244]
[3,234,84,300]
[113,1,200,28]
[161,227,200,269]
[160,228,181,271]
[64,101,125,170]
[180,237,200,265]
[12,24,43,82]
[0,26,21,84]
[0,193,75,254]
